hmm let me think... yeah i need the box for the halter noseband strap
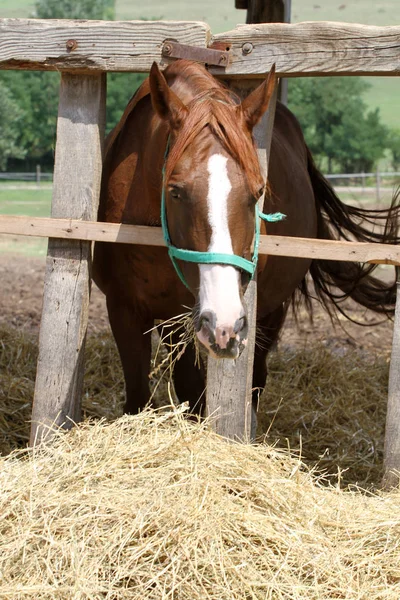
[161,138,286,290]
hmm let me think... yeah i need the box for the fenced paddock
[1,14,400,598]
[0,17,400,485]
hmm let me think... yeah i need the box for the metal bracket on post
[162,41,230,68]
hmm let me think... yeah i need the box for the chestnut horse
[93,60,398,415]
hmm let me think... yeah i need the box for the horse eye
[169,186,181,200]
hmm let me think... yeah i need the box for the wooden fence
[1,18,399,487]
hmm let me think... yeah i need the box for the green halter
[161,140,286,290]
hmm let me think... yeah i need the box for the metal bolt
[218,54,228,66]
[163,42,173,56]
[66,39,78,52]
[242,42,253,55]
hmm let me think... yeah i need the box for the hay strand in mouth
[147,310,201,402]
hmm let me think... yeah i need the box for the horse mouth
[210,339,246,359]
[197,335,247,360]
[193,306,248,359]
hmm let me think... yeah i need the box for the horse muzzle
[196,310,248,359]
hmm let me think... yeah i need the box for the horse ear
[149,62,188,130]
[239,64,277,130]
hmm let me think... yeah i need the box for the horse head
[149,62,276,359]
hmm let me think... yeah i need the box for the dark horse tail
[304,148,400,322]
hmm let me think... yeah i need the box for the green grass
[0,0,35,18]
[0,187,52,217]
[364,78,399,130]
[0,187,52,256]
[115,0,245,33]
[291,0,398,27]
[115,0,399,31]
[3,0,398,35]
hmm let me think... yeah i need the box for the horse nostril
[234,315,248,335]
[198,310,217,338]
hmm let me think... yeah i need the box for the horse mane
[163,61,264,198]
[105,61,265,198]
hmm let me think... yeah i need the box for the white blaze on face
[198,154,245,350]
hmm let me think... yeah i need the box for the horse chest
[116,245,193,319]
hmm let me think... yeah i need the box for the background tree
[0,71,59,169]
[106,73,146,135]
[0,0,117,171]
[288,77,388,173]
[35,0,115,20]
[0,83,26,170]
[387,130,400,171]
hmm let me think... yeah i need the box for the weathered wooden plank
[2,215,400,266]
[258,234,400,266]
[0,19,398,77]
[205,83,278,441]
[211,21,400,77]
[30,73,106,445]
[0,18,210,72]
[0,215,165,245]
[383,277,400,489]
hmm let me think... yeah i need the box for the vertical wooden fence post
[206,84,278,440]
[240,0,291,105]
[30,73,106,445]
[279,0,291,105]
[383,274,400,489]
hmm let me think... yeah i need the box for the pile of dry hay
[1,408,400,599]
[0,324,389,488]
[260,348,389,488]
[0,326,125,455]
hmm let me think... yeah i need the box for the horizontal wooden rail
[1,214,165,245]
[212,22,400,77]
[0,19,399,77]
[1,214,400,265]
[0,19,210,73]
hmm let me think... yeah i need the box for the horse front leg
[173,341,206,415]
[156,324,206,415]
[106,295,153,414]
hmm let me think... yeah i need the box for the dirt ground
[0,251,395,357]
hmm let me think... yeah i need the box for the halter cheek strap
[161,139,286,290]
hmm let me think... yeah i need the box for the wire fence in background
[325,171,400,203]
[0,166,53,184]
[0,170,399,201]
